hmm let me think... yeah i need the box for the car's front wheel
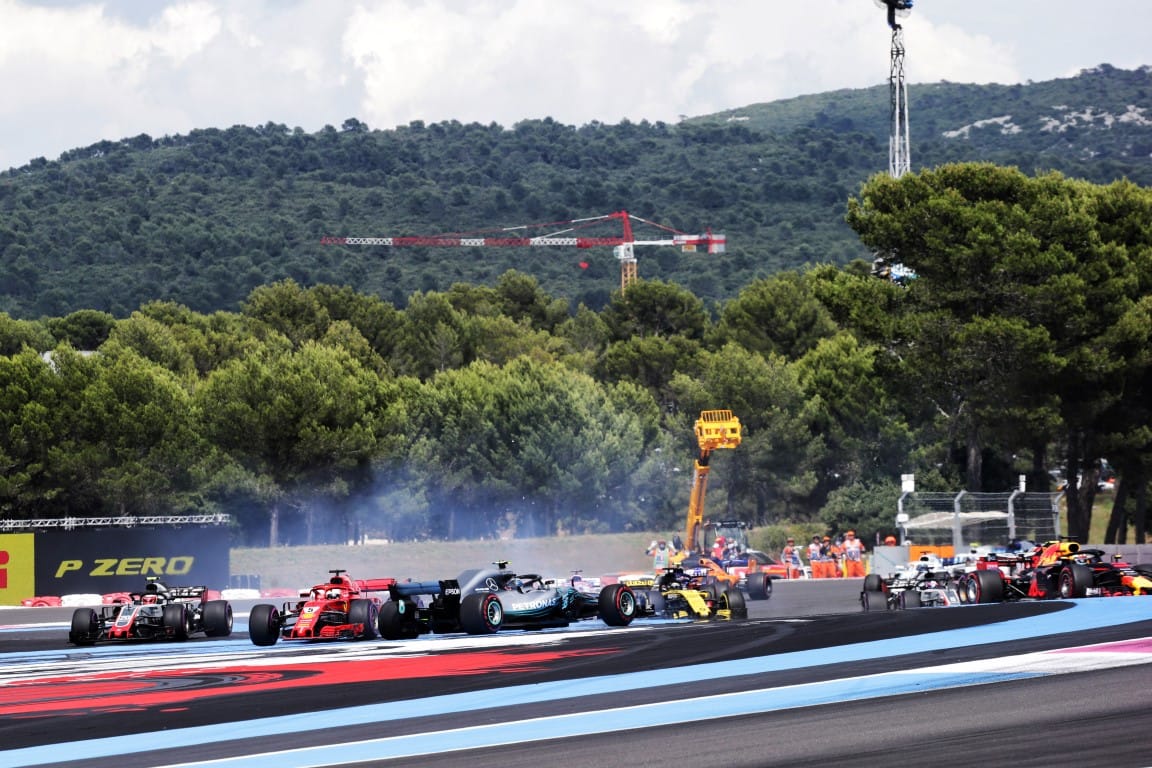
[719,587,747,619]
[163,604,190,641]
[349,599,379,640]
[598,583,637,626]
[69,608,98,646]
[861,589,887,612]
[248,604,281,646]
[1058,564,1093,598]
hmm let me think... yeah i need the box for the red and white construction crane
[321,210,725,294]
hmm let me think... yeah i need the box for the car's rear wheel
[720,587,747,619]
[863,573,885,592]
[900,590,922,609]
[460,593,503,634]
[163,603,190,640]
[861,589,887,611]
[378,600,421,639]
[248,604,281,646]
[967,569,1004,603]
[1058,563,1093,598]
[598,583,637,626]
[746,572,772,600]
[69,608,98,645]
[203,600,233,637]
[349,598,379,640]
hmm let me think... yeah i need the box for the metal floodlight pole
[888,27,911,178]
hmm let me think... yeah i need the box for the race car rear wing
[391,580,452,599]
[352,578,398,593]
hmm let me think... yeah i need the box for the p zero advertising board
[0,527,229,603]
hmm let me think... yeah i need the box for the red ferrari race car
[248,569,395,646]
[68,579,233,645]
[956,540,1152,603]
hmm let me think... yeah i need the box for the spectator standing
[807,536,825,579]
[842,529,867,578]
[825,535,844,578]
[781,537,804,579]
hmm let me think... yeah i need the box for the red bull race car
[248,569,394,646]
[956,540,1152,603]
[68,579,233,645]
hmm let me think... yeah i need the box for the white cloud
[0,0,1148,170]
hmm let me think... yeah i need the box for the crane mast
[321,210,725,294]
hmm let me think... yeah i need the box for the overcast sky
[1,0,1149,171]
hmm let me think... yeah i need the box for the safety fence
[896,490,1061,550]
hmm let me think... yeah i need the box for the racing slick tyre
[349,598,379,640]
[69,608,99,646]
[460,592,503,635]
[720,587,748,619]
[955,576,971,604]
[861,589,887,612]
[248,604,281,646]
[746,572,773,601]
[378,600,421,640]
[1058,563,1093,599]
[899,590,922,609]
[163,603,191,641]
[598,583,637,627]
[965,569,1004,603]
[862,573,885,593]
[202,600,234,637]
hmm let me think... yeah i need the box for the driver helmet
[506,578,522,591]
[325,588,342,599]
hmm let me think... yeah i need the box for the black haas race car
[68,579,233,645]
[956,539,1152,603]
[248,569,395,646]
[377,561,638,638]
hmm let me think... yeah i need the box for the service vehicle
[859,553,965,611]
[621,562,748,620]
[248,569,394,646]
[68,579,233,645]
[377,561,638,638]
[956,540,1152,603]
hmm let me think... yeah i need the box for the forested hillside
[2,67,1151,549]
[2,65,1150,319]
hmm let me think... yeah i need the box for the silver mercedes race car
[377,561,639,638]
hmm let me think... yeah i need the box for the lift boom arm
[683,410,742,555]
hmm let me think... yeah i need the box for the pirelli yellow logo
[53,557,196,578]
[0,534,36,603]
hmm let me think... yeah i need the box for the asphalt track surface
[3,580,1152,768]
